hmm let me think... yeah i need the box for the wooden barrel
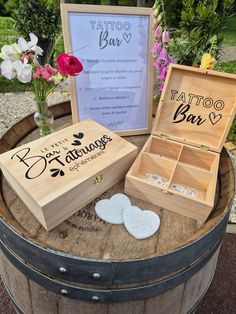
[0,101,235,314]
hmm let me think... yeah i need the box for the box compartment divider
[168,163,214,204]
[131,152,177,187]
[144,137,183,161]
[178,146,217,172]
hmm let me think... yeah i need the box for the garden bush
[168,0,235,66]
[14,0,61,64]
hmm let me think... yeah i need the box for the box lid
[153,64,236,153]
[0,120,137,207]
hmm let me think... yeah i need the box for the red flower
[56,53,83,77]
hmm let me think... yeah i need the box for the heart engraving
[95,194,131,224]
[123,206,160,239]
[73,132,84,139]
[209,112,222,125]
[71,132,84,146]
[50,168,65,177]
[123,33,132,43]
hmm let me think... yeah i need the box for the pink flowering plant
[152,0,174,92]
[0,33,83,102]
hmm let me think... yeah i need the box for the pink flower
[20,55,29,62]
[162,30,170,45]
[46,64,57,75]
[40,67,51,82]
[159,66,167,80]
[151,42,161,57]
[33,65,53,82]
[154,26,162,40]
[56,53,83,77]
[19,52,35,63]
[154,58,161,69]
[33,68,41,79]
[168,56,174,64]
[158,47,168,65]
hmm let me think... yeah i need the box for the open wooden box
[125,64,236,222]
[0,120,137,231]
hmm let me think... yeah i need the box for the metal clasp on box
[93,175,103,184]
[200,145,209,152]
[161,189,173,195]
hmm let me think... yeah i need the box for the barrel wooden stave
[0,248,220,314]
[0,102,234,313]
[0,176,226,288]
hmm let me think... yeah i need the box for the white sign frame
[61,4,154,136]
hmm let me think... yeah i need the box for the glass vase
[34,99,54,137]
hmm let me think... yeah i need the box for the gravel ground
[220,46,236,62]
[228,150,236,223]
[0,91,69,135]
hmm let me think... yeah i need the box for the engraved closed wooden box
[0,120,137,231]
[125,64,236,223]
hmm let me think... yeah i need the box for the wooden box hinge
[160,134,169,140]
[200,145,209,152]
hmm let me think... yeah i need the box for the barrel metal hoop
[0,203,229,286]
[0,207,229,285]
[1,263,215,313]
[0,234,222,304]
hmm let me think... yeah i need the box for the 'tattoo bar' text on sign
[61,4,153,136]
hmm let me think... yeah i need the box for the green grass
[221,14,236,47]
[0,77,32,93]
[0,17,28,93]
[215,60,236,74]
[0,16,19,46]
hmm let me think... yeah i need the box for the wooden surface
[153,64,236,153]
[0,119,137,230]
[0,105,235,313]
[0,112,234,260]
[125,133,219,222]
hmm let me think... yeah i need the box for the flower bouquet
[0,33,83,136]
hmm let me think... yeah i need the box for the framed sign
[61,4,154,136]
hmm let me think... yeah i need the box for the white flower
[0,60,16,79]
[13,59,32,83]
[18,33,43,56]
[28,33,44,56]
[18,37,28,52]
[0,43,21,61]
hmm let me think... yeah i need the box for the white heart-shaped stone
[123,206,160,239]
[95,194,131,224]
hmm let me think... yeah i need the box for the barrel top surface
[0,103,234,262]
